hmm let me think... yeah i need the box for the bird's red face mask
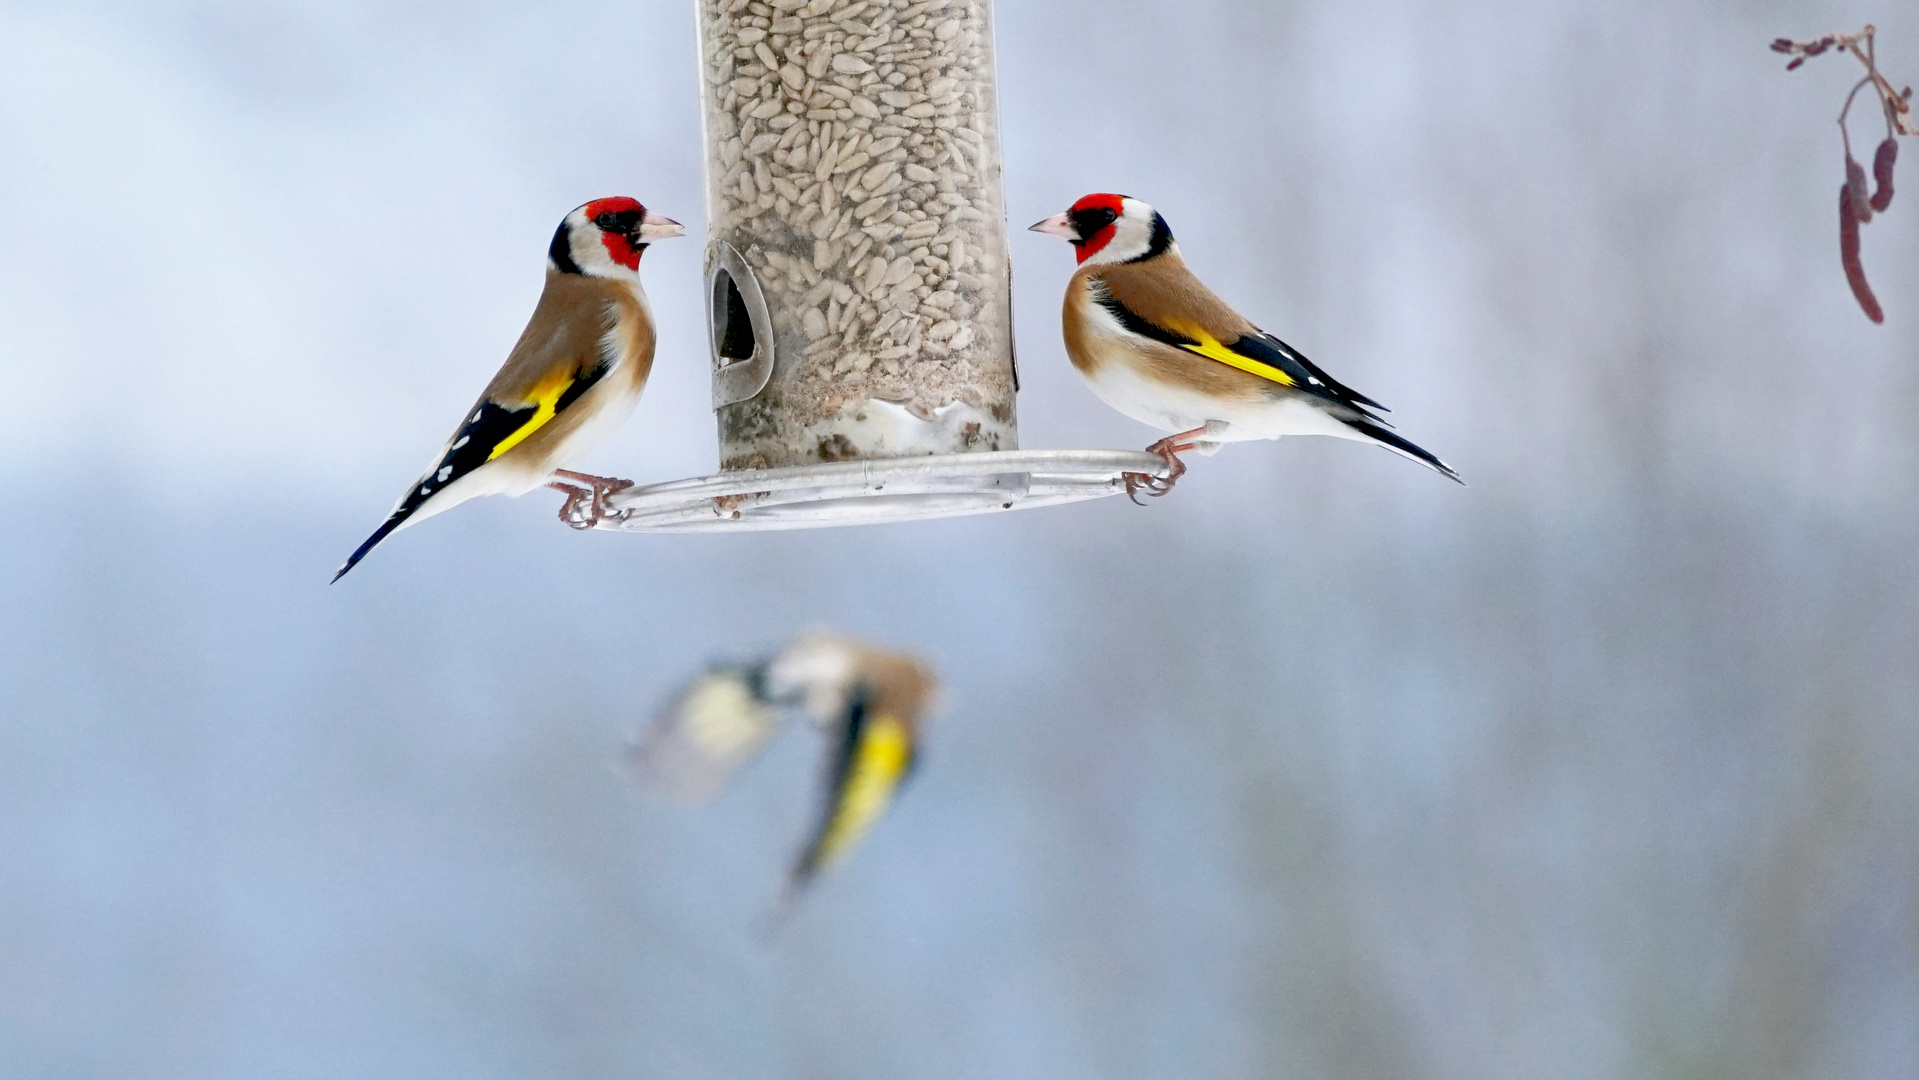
[584,197,647,270]
[580,197,684,271]
[1029,193,1126,263]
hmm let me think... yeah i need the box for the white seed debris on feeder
[698,0,1016,470]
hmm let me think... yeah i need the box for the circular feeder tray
[594,449,1172,533]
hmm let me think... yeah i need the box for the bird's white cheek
[570,231,642,280]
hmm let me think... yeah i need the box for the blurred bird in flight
[629,631,938,909]
[1030,193,1460,500]
[333,197,683,581]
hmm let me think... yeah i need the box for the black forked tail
[331,487,430,582]
[1343,417,1464,484]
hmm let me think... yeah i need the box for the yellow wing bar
[811,714,913,870]
[1172,325,1296,388]
[487,370,576,461]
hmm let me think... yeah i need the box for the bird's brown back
[860,652,937,730]
[1084,249,1258,343]
[481,270,653,405]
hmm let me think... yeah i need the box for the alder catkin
[1846,154,1875,223]
[1840,184,1885,324]
[1870,137,1897,213]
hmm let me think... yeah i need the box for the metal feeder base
[593,450,1172,533]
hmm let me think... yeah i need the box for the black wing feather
[791,684,873,886]
[1092,290,1198,350]
[331,401,535,581]
[331,358,611,582]
[1093,289,1388,417]
[1230,331,1388,414]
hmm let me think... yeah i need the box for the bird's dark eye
[595,212,618,229]
[1068,206,1120,240]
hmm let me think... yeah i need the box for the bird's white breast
[531,290,652,474]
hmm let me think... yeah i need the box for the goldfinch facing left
[333,197,683,581]
[1031,194,1460,499]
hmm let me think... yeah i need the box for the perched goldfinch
[333,197,683,581]
[1030,193,1460,498]
[628,632,937,902]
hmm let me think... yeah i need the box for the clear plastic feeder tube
[696,0,1017,470]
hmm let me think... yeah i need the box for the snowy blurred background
[2,0,1916,1076]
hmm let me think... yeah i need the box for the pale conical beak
[1028,212,1077,240]
[639,213,685,242]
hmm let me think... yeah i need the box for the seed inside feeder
[698,0,1016,470]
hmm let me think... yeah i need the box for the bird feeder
[598,0,1167,532]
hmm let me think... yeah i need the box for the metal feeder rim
[593,448,1173,534]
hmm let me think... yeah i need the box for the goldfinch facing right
[1031,194,1461,498]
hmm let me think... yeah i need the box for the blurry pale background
[2,0,1916,1077]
